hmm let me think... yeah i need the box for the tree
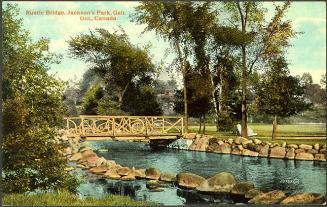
[2,4,78,193]
[133,2,192,132]
[68,28,155,109]
[256,57,310,139]
[223,1,297,138]
[80,82,104,115]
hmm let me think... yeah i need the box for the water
[75,140,326,205]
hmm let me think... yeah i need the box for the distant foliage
[2,4,78,193]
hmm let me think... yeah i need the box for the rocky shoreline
[57,131,326,205]
[169,133,326,162]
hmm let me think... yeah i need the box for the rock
[231,181,255,195]
[104,169,121,180]
[176,172,206,189]
[281,193,326,204]
[76,164,87,169]
[69,152,82,162]
[220,143,232,154]
[307,149,319,154]
[104,160,117,168]
[160,172,177,182]
[314,143,320,150]
[269,146,286,158]
[314,154,326,161]
[253,139,262,145]
[235,137,248,145]
[242,140,253,145]
[299,144,313,150]
[322,144,326,149]
[238,145,244,151]
[320,149,326,154]
[145,167,161,180]
[295,152,314,160]
[196,172,236,193]
[95,157,107,167]
[89,166,107,174]
[248,190,286,204]
[227,139,234,145]
[231,148,242,155]
[287,144,298,149]
[245,189,262,199]
[281,142,287,148]
[242,149,258,157]
[121,173,136,181]
[81,150,97,159]
[117,167,132,176]
[247,143,257,151]
[295,148,306,154]
[285,148,295,159]
[189,137,209,151]
[259,145,269,157]
[184,133,197,139]
[218,140,224,145]
[134,168,146,179]
[167,139,193,150]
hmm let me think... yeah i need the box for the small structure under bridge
[64,115,185,149]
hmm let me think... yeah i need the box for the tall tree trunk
[272,115,278,140]
[202,114,206,134]
[209,72,219,132]
[176,42,188,133]
[198,117,202,134]
[241,45,248,138]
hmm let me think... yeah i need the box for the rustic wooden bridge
[64,116,184,148]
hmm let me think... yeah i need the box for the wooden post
[81,117,85,136]
[145,117,148,136]
[162,117,165,133]
[112,117,115,137]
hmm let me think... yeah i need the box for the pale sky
[4,1,326,85]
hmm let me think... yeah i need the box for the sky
[4,1,326,85]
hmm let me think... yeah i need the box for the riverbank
[60,132,326,205]
[174,133,326,161]
[3,191,156,206]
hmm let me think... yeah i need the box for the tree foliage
[2,4,78,193]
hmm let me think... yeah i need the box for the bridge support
[149,138,178,150]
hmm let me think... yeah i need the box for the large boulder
[269,146,286,158]
[307,149,319,154]
[117,167,132,176]
[69,152,82,162]
[176,172,206,189]
[104,169,121,180]
[189,137,209,151]
[295,148,306,154]
[245,189,263,199]
[121,173,136,181]
[235,137,249,145]
[281,193,325,204]
[299,144,313,150]
[145,167,161,180]
[285,148,295,159]
[242,149,258,157]
[95,157,107,167]
[89,166,107,174]
[219,143,232,154]
[196,172,236,193]
[160,172,177,182]
[287,144,298,149]
[134,168,146,179]
[314,154,326,161]
[259,145,269,157]
[314,143,320,150]
[253,139,262,145]
[295,152,314,160]
[231,181,255,195]
[231,148,242,155]
[248,190,286,204]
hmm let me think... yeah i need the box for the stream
[72,140,326,205]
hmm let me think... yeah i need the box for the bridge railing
[64,115,184,137]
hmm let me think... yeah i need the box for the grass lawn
[3,191,157,206]
[188,123,326,145]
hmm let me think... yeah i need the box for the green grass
[189,124,326,145]
[3,191,157,206]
